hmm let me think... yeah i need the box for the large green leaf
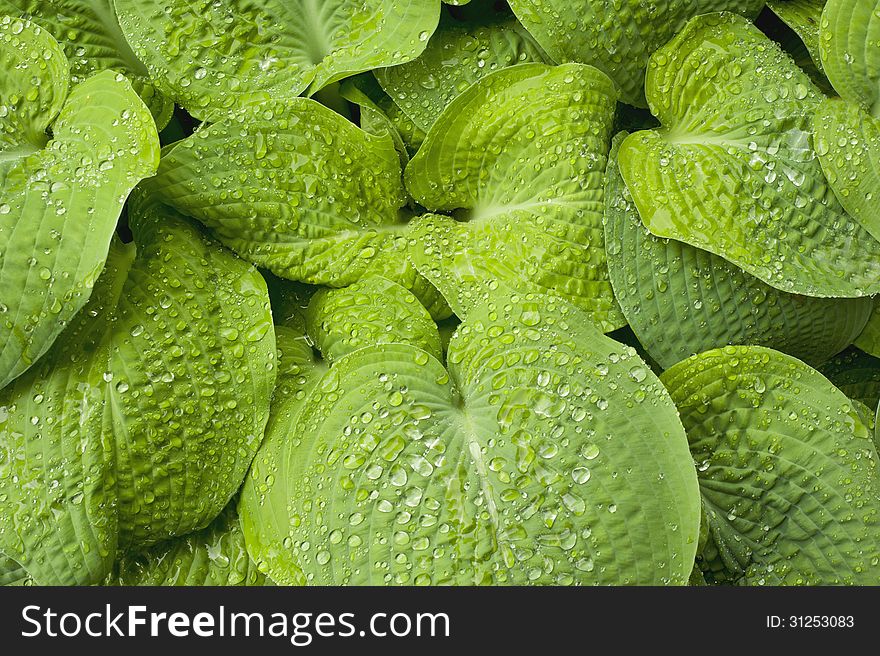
[376,17,547,133]
[0,18,159,388]
[813,1,880,243]
[239,325,326,585]
[245,292,701,585]
[110,503,268,585]
[768,0,825,69]
[0,206,276,585]
[114,0,441,120]
[619,13,880,298]
[604,132,871,369]
[819,0,880,111]
[507,0,765,107]
[144,97,448,318]
[0,0,172,127]
[662,345,880,585]
[305,277,442,365]
[406,63,625,331]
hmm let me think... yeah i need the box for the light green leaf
[239,325,326,586]
[250,293,701,585]
[406,63,625,331]
[819,0,880,111]
[145,98,449,318]
[768,0,826,69]
[821,347,880,409]
[339,76,410,168]
[0,18,159,388]
[619,12,880,298]
[1,0,173,127]
[0,206,276,584]
[305,277,442,365]
[0,238,130,586]
[114,0,441,120]
[814,82,880,244]
[376,17,547,133]
[662,345,880,585]
[855,298,880,358]
[107,203,276,550]
[507,0,765,106]
[110,503,268,585]
[605,132,871,369]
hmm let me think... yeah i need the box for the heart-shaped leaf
[0,204,276,585]
[662,345,880,585]
[114,0,441,120]
[242,291,701,585]
[619,12,880,298]
[604,132,871,369]
[406,63,625,331]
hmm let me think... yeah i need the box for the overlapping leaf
[114,0,441,120]
[0,0,173,127]
[0,17,159,388]
[768,0,825,68]
[507,0,765,106]
[663,345,880,585]
[0,205,276,585]
[305,277,442,365]
[604,132,871,369]
[406,63,625,331]
[110,503,268,585]
[619,13,880,298]
[144,97,448,318]
[376,17,547,132]
[242,290,701,585]
[814,0,880,242]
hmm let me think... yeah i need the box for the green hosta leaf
[305,277,442,365]
[1,0,172,128]
[0,18,159,388]
[814,98,880,246]
[145,98,448,318]
[107,203,276,550]
[110,503,268,585]
[819,0,880,111]
[662,345,880,585]
[0,207,276,585]
[605,132,871,369]
[376,17,547,133]
[406,63,625,331]
[821,347,880,409]
[768,0,826,69]
[855,299,880,358]
[249,293,701,585]
[114,0,441,121]
[507,0,765,107]
[339,77,410,167]
[619,13,880,298]
[239,325,327,586]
